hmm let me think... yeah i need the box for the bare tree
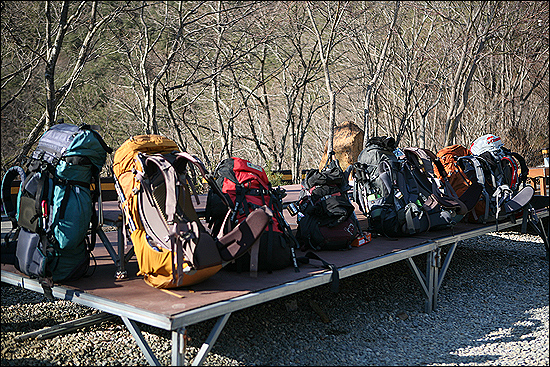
[343,1,400,146]
[2,0,547,173]
[442,1,496,147]
[110,1,210,135]
[391,3,445,149]
[306,0,348,156]
[8,1,126,166]
[270,2,326,182]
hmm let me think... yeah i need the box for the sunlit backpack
[435,144,474,199]
[352,136,431,237]
[1,122,112,297]
[112,135,272,288]
[466,134,534,223]
[469,134,530,193]
[437,136,533,224]
[205,157,299,276]
[295,154,362,251]
[402,146,482,228]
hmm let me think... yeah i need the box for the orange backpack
[435,145,473,197]
[112,135,271,288]
[435,144,487,222]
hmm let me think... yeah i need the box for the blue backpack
[1,122,112,296]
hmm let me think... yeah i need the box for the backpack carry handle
[322,151,336,170]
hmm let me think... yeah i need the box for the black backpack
[461,135,534,224]
[205,157,299,275]
[1,122,112,297]
[402,146,482,229]
[294,154,361,251]
[352,136,432,237]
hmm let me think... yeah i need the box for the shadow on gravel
[183,232,548,366]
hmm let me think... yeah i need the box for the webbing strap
[271,189,300,273]
[113,175,136,232]
[303,251,339,293]
[378,161,394,195]
[264,188,273,274]
[404,203,418,234]
[173,152,205,205]
[509,152,528,187]
[481,190,490,222]
[249,241,260,278]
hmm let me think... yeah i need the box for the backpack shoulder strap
[507,151,529,187]
[458,156,486,186]
[1,166,26,227]
[142,154,178,224]
[174,152,232,209]
[458,155,491,221]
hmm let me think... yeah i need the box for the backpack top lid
[214,157,271,192]
[366,136,396,152]
[31,123,111,169]
[302,158,346,191]
[469,134,504,156]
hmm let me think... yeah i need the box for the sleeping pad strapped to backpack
[1,122,112,297]
[112,135,272,288]
[205,157,299,276]
[294,155,362,251]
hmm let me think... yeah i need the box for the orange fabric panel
[131,229,222,288]
[436,144,485,222]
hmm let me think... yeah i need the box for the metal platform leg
[97,227,120,267]
[191,313,232,366]
[172,327,187,366]
[14,312,117,341]
[433,241,458,310]
[117,221,128,279]
[406,252,433,313]
[170,312,233,366]
[96,219,134,280]
[407,242,459,313]
[121,316,161,366]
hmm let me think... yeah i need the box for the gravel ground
[1,230,548,366]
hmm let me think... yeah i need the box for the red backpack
[205,157,299,275]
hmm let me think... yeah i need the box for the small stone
[285,299,298,312]
[397,311,409,320]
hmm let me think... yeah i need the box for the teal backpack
[1,122,112,297]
